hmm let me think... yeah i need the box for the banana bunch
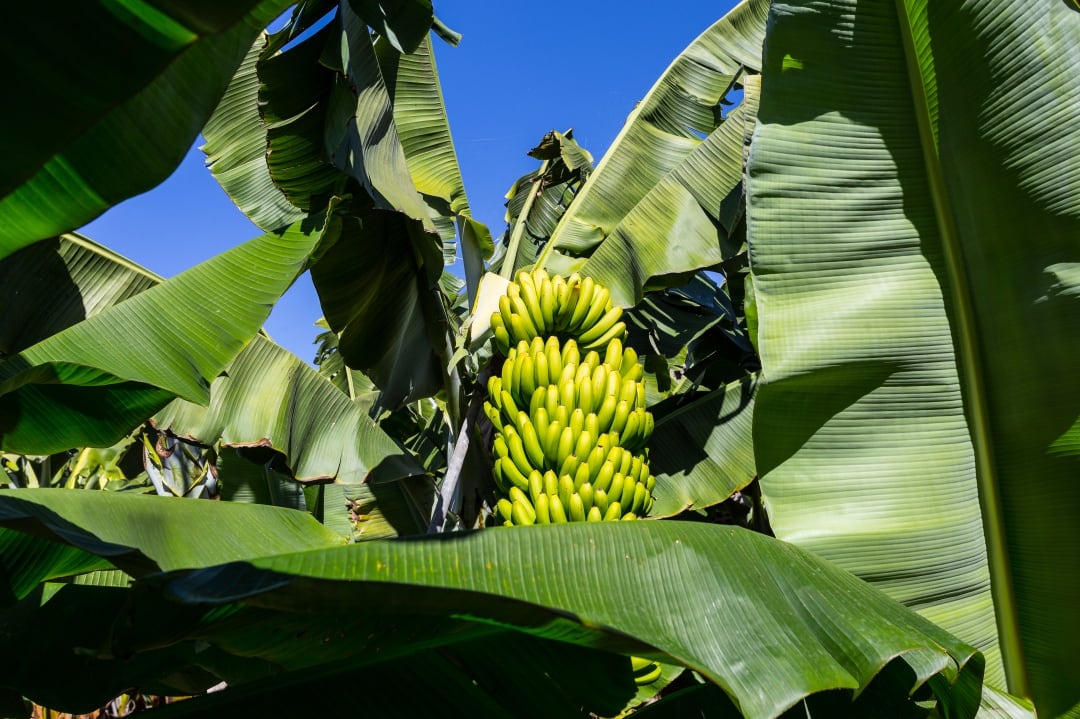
[485,271,655,526]
[484,272,662,685]
[489,270,627,355]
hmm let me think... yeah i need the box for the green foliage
[1,0,1075,716]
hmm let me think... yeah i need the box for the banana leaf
[154,333,425,485]
[0,0,293,260]
[0,490,989,719]
[0,216,334,454]
[202,31,306,232]
[541,0,768,305]
[747,0,1080,714]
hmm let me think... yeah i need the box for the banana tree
[0,0,1071,716]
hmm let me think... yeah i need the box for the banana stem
[427,394,482,533]
[500,159,550,279]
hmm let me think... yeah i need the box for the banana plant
[0,0,1073,716]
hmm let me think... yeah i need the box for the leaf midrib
[893,0,1025,696]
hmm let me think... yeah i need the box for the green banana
[559,375,577,411]
[528,469,544,506]
[511,499,535,526]
[604,338,623,369]
[549,494,569,523]
[500,457,531,493]
[496,498,514,523]
[492,457,508,493]
[619,475,637,509]
[543,420,564,460]
[567,276,595,331]
[520,417,546,470]
[493,326,511,355]
[584,412,600,442]
[500,390,521,422]
[534,349,550,387]
[581,320,627,353]
[493,435,509,462]
[562,338,580,368]
[559,454,580,481]
[587,505,603,522]
[509,293,538,339]
[558,474,574,510]
[552,275,568,323]
[578,482,594,512]
[569,408,585,439]
[620,346,639,375]
[631,482,647,515]
[545,385,560,418]
[578,375,594,416]
[578,286,610,335]
[516,271,546,334]
[622,410,641,451]
[569,492,586,522]
[586,446,607,481]
[519,353,536,400]
[574,463,591,492]
[594,487,609,515]
[546,339,563,380]
[508,312,531,346]
[608,473,625,506]
[532,406,550,446]
[604,501,622,522]
[610,400,632,434]
[573,427,593,461]
[623,360,643,383]
[578,304,623,346]
[534,492,551,524]
[593,459,615,493]
[590,365,608,406]
[556,426,575,467]
[595,394,617,433]
[505,428,533,478]
[529,386,546,416]
[604,366,620,399]
[539,276,555,330]
[543,470,559,498]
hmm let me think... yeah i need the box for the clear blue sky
[81,2,738,364]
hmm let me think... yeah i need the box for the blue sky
[81,1,738,363]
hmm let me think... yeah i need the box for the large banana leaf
[201,31,306,232]
[0,233,160,355]
[0,489,988,719]
[576,76,760,307]
[0,216,336,453]
[154,334,424,485]
[0,217,334,454]
[747,0,1080,715]
[541,0,768,304]
[650,375,757,517]
[0,232,423,489]
[206,4,474,406]
[376,33,493,276]
[0,1,292,260]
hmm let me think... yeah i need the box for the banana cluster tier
[486,270,655,525]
